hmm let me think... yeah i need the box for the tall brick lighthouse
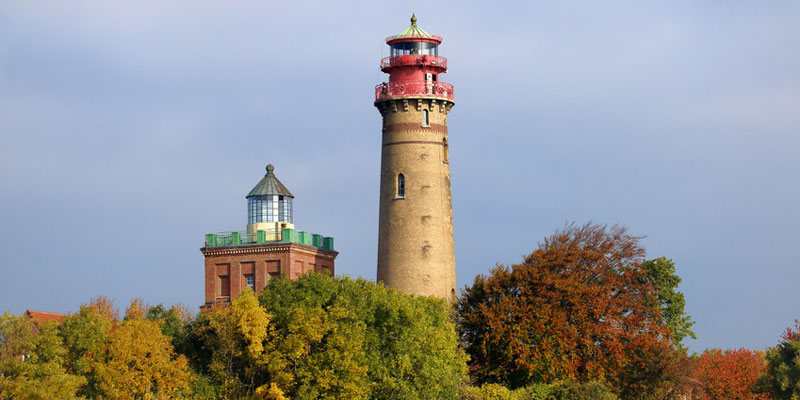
[375,16,456,301]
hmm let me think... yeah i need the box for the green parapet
[297,231,312,245]
[257,230,266,243]
[232,231,241,245]
[282,228,295,243]
[323,237,335,251]
[312,234,322,247]
[205,234,217,247]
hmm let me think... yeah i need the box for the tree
[59,303,114,398]
[611,334,693,400]
[0,313,85,399]
[694,348,768,400]
[458,223,674,391]
[94,318,193,400]
[258,273,468,400]
[641,257,696,348]
[764,320,800,399]
[202,288,272,398]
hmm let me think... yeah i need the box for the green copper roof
[246,164,294,198]
[393,14,434,40]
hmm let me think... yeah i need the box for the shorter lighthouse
[200,164,337,309]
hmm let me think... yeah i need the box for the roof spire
[411,14,417,26]
[266,163,274,174]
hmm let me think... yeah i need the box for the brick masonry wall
[201,243,336,308]
[375,98,457,302]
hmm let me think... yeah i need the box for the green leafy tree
[764,320,800,399]
[146,304,186,341]
[259,273,468,400]
[59,304,114,398]
[546,380,619,400]
[641,257,696,348]
[0,313,85,399]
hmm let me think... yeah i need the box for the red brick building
[201,164,337,310]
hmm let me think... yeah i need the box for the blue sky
[1,1,798,353]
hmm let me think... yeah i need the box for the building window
[422,109,429,126]
[397,173,405,198]
[245,275,255,291]
[443,138,449,163]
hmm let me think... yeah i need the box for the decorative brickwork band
[384,122,447,133]
[382,140,446,148]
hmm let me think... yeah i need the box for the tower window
[422,109,429,127]
[443,138,449,163]
[397,173,405,198]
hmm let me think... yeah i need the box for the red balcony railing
[380,55,447,71]
[375,81,454,101]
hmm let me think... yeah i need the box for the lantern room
[376,15,453,101]
[245,164,294,239]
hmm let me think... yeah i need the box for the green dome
[246,164,294,198]
[388,14,440,42]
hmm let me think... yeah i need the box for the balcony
[204,228,335,251]
[380,55,447,71]
[375,81,454,101]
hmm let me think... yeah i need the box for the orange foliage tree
[458,223,676,392]
[693,348,768,400]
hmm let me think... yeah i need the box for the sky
[0,1,798,353]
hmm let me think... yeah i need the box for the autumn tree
[201,288,271,398]
[458,222,678,393]
[95,318,193,399]
[611,334,693,400]
[763,320,800,399]
[693,348,769,400]
[0,313,85,399]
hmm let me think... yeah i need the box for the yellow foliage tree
[252,383,290,400]
[231,288,271,360]
[96,318,192,399]
[207,288,271,397]
[88,295,119,326]
[124,298,147,321]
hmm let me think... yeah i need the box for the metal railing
[204,229,335,251]
[380,55,447,70]
[375,81,454,101]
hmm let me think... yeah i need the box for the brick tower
[375,16,456,301]
[201,164,337,309]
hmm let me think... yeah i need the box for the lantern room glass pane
[249,195,293,223]
[390,42,438,56]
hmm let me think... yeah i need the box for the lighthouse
[375,16,457,302]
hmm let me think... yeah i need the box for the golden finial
[411,14,417,25]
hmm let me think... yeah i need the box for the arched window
[442,138,449,163]
[422,109,429,126]
[397,173,405,198]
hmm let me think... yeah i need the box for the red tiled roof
[24,309,67,326]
